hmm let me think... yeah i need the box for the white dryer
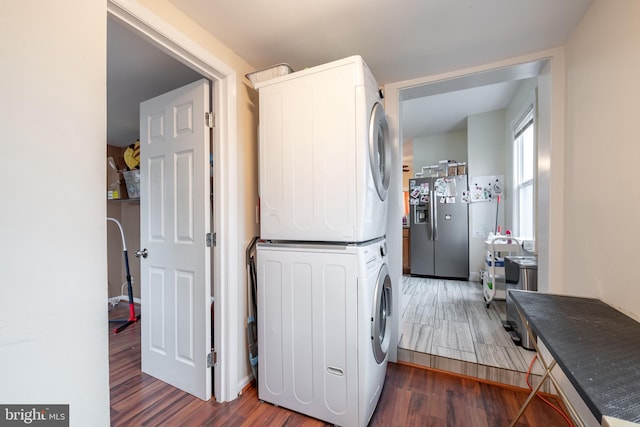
[256,55,391,242]
[257,239,393,427]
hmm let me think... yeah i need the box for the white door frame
[384,48,566,363]
[107,0,239,403]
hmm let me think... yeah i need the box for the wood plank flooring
[108,302,568,426]
[399,276,549,390]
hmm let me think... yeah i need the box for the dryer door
[368,102,391,201]
[371,263,393,364]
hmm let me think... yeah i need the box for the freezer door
[433,175,469,279]
[409,177,434,276]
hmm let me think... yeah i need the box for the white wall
[411,130,468,171]
[564,0,640,320]
[467,110,507,278]
[539,3,639,425]
[0,2,110,426]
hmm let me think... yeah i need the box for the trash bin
[504,256,538,350]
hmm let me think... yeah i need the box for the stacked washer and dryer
[255,56,393,427]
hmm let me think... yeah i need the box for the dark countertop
[510,291,640,424]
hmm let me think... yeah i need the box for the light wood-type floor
[398,276,550,391]
[108,302,568,426]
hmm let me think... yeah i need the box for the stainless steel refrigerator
[409,175,469,279]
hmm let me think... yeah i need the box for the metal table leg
[509,305,586,427]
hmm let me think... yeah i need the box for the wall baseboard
[469,271,482,282]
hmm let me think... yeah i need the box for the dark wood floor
[109,303,569,426]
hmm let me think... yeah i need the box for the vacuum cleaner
[246,236,259,383]
[107,217,141,334]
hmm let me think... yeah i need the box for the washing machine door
[369,101,391,201]
[371,263,392,364]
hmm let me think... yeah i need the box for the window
[513,106,535,240]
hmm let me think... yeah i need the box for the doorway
[106,16,214,399]
[385,53,562,366]
[106,0,238,403]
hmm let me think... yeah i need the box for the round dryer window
[371,263,392,364]
[368,102,391,201]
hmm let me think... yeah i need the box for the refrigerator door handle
[430,190,437,240]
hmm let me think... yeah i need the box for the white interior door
[139,78,212,400]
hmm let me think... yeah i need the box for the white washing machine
[257,239,393,427]
[256,55,391,242]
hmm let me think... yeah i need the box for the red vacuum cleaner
[107,217,140,334]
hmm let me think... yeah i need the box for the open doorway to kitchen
[388,56,559,391]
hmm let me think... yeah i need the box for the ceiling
[107,0,593,147]
[402,79,522,139]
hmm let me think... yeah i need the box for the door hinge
[205,112,215,128]
[207,350,217,367]
[206,232,216,247]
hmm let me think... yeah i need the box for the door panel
[140,79,212,400]
[149,267,167,353]
[148,157,166,239]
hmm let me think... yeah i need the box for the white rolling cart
[483,235,522,307]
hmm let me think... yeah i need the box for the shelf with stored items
[107,142,140,201]
[108,197,140,203]
[107,163,140,201]
[483,234,522,307]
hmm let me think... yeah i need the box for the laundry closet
[107,16,217,401]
